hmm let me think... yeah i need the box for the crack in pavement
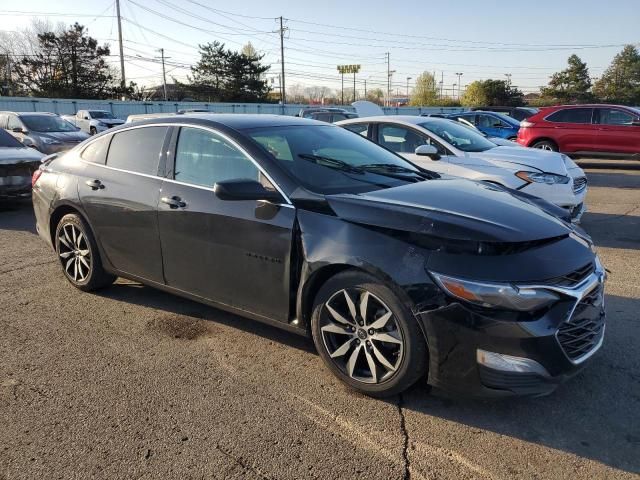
[398,393,410,480]
[215,442,273,480]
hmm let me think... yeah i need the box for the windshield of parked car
[487,112,521,127]
[89,111,115,119]
[0,128,25,148]
[246,125,429,195]
[21,115,77,133]
[419,119,498,152]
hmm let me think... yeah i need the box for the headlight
[431,272,559,311]
[516,171,570,185]
[41,138,61,145]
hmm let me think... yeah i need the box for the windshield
[489,112,521,127]
[0,128,25,148]
[419,119,498,152]
[89,111,115,119]
[21,115,77,133]
[246,125,427,194]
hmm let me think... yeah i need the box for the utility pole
[341,72,344,104]
[279,16,286,108]
[440,71,444,99]
[2,53,10,96]
[406,76,411,100]
[504,73,512,87]
[353,71,356,103]
[386,52,390,106]
[158,48,168,101]
[455,72,463,99]
[115,0,126,92]
[364,79,367,98]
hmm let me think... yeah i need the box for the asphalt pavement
[1,167,639,479]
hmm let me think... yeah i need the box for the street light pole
[455,72,463,99]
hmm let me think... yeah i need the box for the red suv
[517,104,640,156]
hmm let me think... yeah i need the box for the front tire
[311,271,428,397]
[55,213,116,291]
[89,127,97,135]
[531,139,558,151]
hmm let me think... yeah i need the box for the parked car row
[32,113,606,399]
[62,110,125,135]
[338,115,587,222]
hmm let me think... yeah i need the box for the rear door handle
[161,196,187,209]
[85,179,104,190]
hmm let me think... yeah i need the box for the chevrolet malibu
[32,115,606,398]
[338,116,588,222]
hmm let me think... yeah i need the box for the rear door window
[106,126,168,175]
[546,108,594,124]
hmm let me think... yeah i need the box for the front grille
[547,262,594,287]
[573,176,587,194]
[557,285,605,361]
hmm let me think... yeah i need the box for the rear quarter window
[106,126,168,175]
[546,108,593,124]
[81,135,111,165]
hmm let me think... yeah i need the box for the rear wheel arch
[530,137,559,150]
[49,204,96,252]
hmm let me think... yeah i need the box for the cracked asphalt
[1,166,639,479]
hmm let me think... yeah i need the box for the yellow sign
[337,64,361,74]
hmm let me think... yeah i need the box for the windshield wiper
[360,163,439,180]
[298,154,365,174]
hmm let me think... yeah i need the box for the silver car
[0,112,89,154]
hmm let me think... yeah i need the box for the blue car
[446,111,521,140]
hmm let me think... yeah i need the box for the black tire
[311,270,428,397]
[507,136,518,142]
[89,127,97,135]
[54,213,116,291]
[531,139,558,151]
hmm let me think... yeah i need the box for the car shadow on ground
[581,211,640,250]
[396,292,640,475]
[0,200,36,233]
[95,280,315,353]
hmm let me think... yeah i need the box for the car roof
[0,111,58,116]
[337,115,432,126]
[135,113,329,130]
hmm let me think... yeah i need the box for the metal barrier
[0,96,465,119]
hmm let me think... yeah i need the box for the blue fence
[0,96,465,119]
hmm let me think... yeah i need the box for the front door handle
[85,179,104,190]
[161,196,187,209]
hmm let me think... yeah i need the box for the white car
[62,110,124,135]
[336,115,587,222]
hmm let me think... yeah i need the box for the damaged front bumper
[416,270,605,398]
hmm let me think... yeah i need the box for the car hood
[98,119,125,126]
[325,178,572,243]
[0,146,44,165]
[469,146,567,175]
[36,131,90,142]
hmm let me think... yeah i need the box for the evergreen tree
[541,54,593,103]
[593,45,640,105]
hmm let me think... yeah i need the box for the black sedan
[32,114,606,398]
[0,128,44,199]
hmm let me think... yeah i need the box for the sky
[0,0,638,97]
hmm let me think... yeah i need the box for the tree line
[0,22,272,102]
[409,45,640,107]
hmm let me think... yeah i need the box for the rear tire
[531,139,558,151]
[311,270,428,398]
[89,127,97,135]
[55,213,116,291]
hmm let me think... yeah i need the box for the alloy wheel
[536,144,553,151]
[320,288,404,384]
[58,223,92,282]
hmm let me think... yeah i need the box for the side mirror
[213,179,283,202]
[12,127,25,134]
[415,144,440,160]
